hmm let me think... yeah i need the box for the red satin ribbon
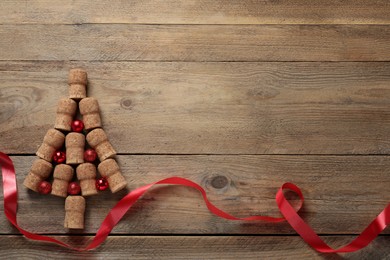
[1,152,389,252]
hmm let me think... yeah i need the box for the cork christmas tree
[23,69,128,229]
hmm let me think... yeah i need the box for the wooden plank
[1,24,390,61]
[0,235,388,259]
[1,61,390,154]
[0,155,388,234]
[0,1,389,25]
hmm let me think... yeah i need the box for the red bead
[96,177,109,191]
[71,120,84,133]
[68,182,81,195]
[53,150,66,164]
[38,181,52,194]
[84,148,97,162]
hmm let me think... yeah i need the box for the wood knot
[210,175,228,189]
[120,98,132,109]
[247,87,279,100]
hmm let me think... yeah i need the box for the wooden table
[0,1,389,259]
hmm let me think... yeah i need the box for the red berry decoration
[68,182,81,195]
[38,181,52,194]
[53,150,66,164]
[84,148,97,162]
[71,119,84,133]
[96,177,109,191]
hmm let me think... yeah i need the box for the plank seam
[1,23,390,26]
[0,233,388,236]
[7,154,390,157]
[2,60,390,62]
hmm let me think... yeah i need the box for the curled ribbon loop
[0,152,388,252]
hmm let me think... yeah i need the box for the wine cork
[79,97,102,130]
[98,159,127,193]
[36,129,65,162]
[51,164,74,197]
[23,158,53,192]
[68,68,87,100]
[86,129,116,161]
[64,196,85,229]
[65,132,85,164]
[76,163,98,196]
[54,98,77,131]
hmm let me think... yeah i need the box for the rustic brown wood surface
[1,155,389,235]
[1,24,390,61]
[0,1,389,259]
[1,61,390,154]
[1,236,389,259]
[0,0,389,25]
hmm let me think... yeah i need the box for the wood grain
[1,61,390,154]
[1,155,388,234]
[0,235,388,259]
[1,0,389,25]
[1,24,390,61]
[1,1,389,258]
